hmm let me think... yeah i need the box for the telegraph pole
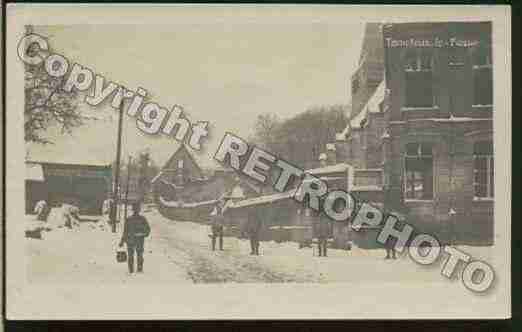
[111,101,125,233]
[124,156,132,222]
[138,152,150,203]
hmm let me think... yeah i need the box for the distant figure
[34,200,49,221]
[384,239,397,260]
[210,201,225,251]
[62,203,80,229]
[247,209,263,255]
[119,202,151,273]
[383,186,398,260]
[314,220,331,257]
[102,197,114,215]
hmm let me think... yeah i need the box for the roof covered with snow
[228,184,246,199]
[306,163,350,176]
[336,124,351,142]
[26,162,44,181]
[367,80,386,114]
[337,80,387,140]
[227,191,295,209]
[27,159,111,168]
[351,80,386,129]
[158,195,217,208]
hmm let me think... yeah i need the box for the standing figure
[314,219,331,257]
[210,202,225,251]
[34,199,49,221]
[247,209,263,255]
[101,197,114,226]
[384,238,397,259]
[62,202,81,229]
[102,197,114,216]
[119,202,151,273]
[382,186,398,260]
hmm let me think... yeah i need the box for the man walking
[247,208,263,255]
[119,202,151,273]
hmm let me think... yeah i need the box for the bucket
[116,250,127,263]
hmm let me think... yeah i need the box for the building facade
[382,22,493,244]
[334,22,494,245]
[25,161,112,215]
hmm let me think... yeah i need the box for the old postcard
[5,4,511,319]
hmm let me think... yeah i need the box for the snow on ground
[25,208,191,284]
[152,211,446,284]
[25,207,495,287]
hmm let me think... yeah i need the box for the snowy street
[25,207,494,285]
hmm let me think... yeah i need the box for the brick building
[334,22,494,245]
[334,23,387,205]
[382,22,493,244]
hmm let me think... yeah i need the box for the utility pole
[124,156,132,222]
[111,101,125,233]
[138,152,150,203]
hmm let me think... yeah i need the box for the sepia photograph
[5,4,511,319]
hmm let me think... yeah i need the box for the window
[177,159,184,169]
[473,141,494,198]
[404,49,434,108]
[473,46,492,68]
[404,143,433,200]
[473,46,493,106]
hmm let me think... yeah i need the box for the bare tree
[251,113,280,150]
[251,105,349,168]
[24,27,83,144]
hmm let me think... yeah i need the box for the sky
[27,23,364,168]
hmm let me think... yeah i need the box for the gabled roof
[152,144,204,184]
[229,185,246,199]
[162,144,202,171]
